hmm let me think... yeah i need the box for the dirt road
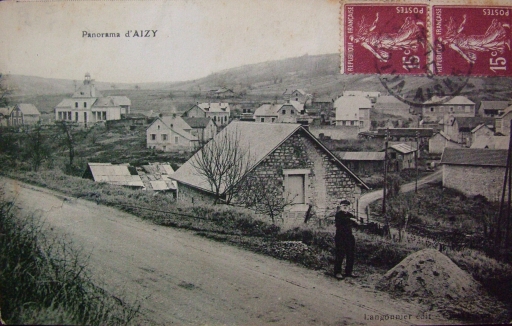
[1,177,452,325]
[357,170,443,220]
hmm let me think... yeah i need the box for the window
[360,121,364,126]
[283,169,310,205]
[68,112,72,120]
[102,112,107,120]
[260,118,265,122]
[291,110,294,115]
[175,136,179,144]
[162,134,168,141]
[75,112,78,121]
[449,107,454,112]
[282,110,286,114]
[84,102,87,108]
[213,116,216,122]
[157,125,160,130]
[151,134,156,140]
[58,112,62,120]
[350,121,355,126]
[271,117,276,122]
[342,121,346,126]
[430,107,434,112]
[75,102,78,108]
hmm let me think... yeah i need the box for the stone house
[479,101,509,117]
[307,97,334,125]
[334,96,371,132]
[146,115,198,152]
[9,103,40,126]
[335,152,385,176]
[471,135,509,149]
[54,73,130,126]
[182,102,231,126]
[422,96,476,122]
[471,124,495,147]
[440,148,507,202]
[170,122,369,221]
[429,131,463,154]
[253,103,300,123]
[444,116,494,146]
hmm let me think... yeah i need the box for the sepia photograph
[0,0,511,324]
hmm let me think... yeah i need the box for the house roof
[334,96,372,120]
[337,152,385,161]
[170,121,369,194]
[452,117,494,131]
[432,130,454,142]
[154,116,197,141]
[141,163,175,175]
[215,88,233,93]
[441,148,508,167]
[0,107,12,116]
[374,96,410,110]
[16,103,40,115]
[110,96,131,106]
[253,104,281,117]
[138,163,177,191]
[85,163,144,187]
[479,101,509,112]
[182,117,212,128]
[197,102,230,113]
[388,143,417,154]
[423,96,474,105]
[94,97,116,107]
[292,89,307,95]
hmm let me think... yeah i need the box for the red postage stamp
[433,5,512,76]
[343,3,428,75]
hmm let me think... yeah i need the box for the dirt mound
[376,249,505,322]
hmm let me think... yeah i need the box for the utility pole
[415,130,419,193]
[496,120,512,257]
[382,128,389,214]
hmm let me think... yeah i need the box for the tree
[23,122,53,171]
[190,127,253,204]
[386,194,418,242]
[0,73,15,107]
[54,121,89,173]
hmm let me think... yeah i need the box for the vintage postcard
[0,0,511,325]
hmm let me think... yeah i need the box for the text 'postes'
[82,30,158,38]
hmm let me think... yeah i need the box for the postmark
[342,3,429,75]
[433,5,512,77]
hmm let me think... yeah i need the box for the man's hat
[339,199,351,206]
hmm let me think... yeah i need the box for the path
[0,177,453,325]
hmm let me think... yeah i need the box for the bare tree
[0,73,15,107]
[190,127,253,204]
[386,193,418,242]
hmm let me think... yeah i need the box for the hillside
[5,53,512,113]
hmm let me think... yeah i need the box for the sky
[0,0,339,84]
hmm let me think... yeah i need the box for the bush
[0,197,140,325]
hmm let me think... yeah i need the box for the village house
[443,116,494,147]
[9,103,40,126]
[385,143,417,171]
[421,96,476,122]
[440,148,507,202]
[170,122,369,222]
[374,96,411,115]
[146,115,198,152]
[283,89,309,104]
[471,135,509,150]
[307,96,334,125]
[209,88,235,99]
[253,102,300,123]
[82,163,145,189]
[182,102,231,126]
[334,96,371,132]
[54,73,131,126]
[335,152,385,176]
[495,105,512,135]
[182,117,217,143]
[429,131,463,154]
[479,101,509,117]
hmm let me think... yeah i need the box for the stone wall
[235,129,361,218]
[177,182,217,205]
[443,165,505,202]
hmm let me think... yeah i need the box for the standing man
[334,199,359,280]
